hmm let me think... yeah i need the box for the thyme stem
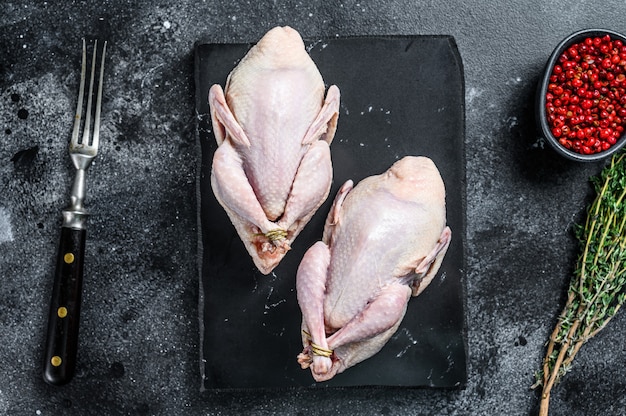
[534,152,626,416]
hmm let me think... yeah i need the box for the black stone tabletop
[1,1,625,415]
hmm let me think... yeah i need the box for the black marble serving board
[195,35,466,389]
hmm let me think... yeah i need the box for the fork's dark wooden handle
[43,226,86,386]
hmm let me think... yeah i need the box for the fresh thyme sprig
[533,152,626,416]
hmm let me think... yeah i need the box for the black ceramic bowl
[536,28,626,162]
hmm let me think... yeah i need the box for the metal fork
[43,39,107,386]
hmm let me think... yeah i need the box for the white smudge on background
[506,76,523,85]
[0,208,14,243]
[465,86,483,109]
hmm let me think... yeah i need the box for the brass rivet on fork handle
[43,39,107,386]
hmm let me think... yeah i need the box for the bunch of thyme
[533,152,626,416]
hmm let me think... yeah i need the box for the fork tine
[81,40,98,147]
[91,41,107,150]
[71,39,87,147]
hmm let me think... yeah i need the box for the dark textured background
[1,1,625,415]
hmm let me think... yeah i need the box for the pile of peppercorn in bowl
[537,29,626,162]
